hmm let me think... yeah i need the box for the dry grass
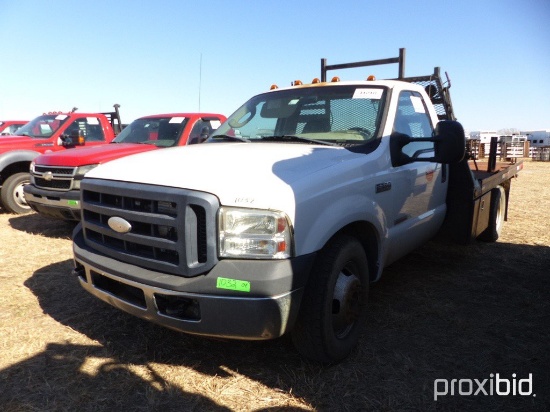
[0,161,549,411]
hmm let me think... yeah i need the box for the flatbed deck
[468,160,523,198]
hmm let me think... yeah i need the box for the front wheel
[1,172,32,214]
[291,235,369,363]
[478,185,506,242]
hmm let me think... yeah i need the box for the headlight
[29,161,36,184]
[218,207,293,259]
[73,164,99,189]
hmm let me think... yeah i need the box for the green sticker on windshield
[216,277,250,293]
[67,200,79,206]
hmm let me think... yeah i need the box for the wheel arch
[328,221,381,282]
[0,150,40,185]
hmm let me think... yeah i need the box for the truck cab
[0,120,28,136]
[25,113,226,220]
[0,106,121,214]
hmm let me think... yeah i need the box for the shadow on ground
[2,238,549,411]
[8,213,76,239]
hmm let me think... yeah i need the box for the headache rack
[100,103,123,134]
[320,48,456,121]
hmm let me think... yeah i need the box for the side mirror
[390,120,465,166]
[61,130,85,147]
[432,120,466,164]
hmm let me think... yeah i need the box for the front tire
[291,235,369,363]
[478,185,506,242]
[1,172,32,214]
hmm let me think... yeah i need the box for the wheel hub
[14,182,30,208]
[332,268,363,338]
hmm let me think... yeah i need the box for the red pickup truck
[25,112,226,220]
[0,106,122,214]
[0,120,28,136]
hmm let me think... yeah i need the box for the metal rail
[321,48,406,82]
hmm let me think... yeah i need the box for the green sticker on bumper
[67,200,79,206]
[216,277,250,292]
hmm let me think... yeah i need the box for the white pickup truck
[72,50,522,362]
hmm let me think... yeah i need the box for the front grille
[35,165,75,175]
[32,165,76,191]
[34,177,72,190]
[81,179,219,277]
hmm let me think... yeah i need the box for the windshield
[112,116,189,147]
[211,85,387,146]
[15,114,69,138]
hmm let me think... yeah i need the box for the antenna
[198,53,202,112]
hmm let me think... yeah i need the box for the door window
[393,91,434,159]
[188,118,222,144]
[63,117,106,142]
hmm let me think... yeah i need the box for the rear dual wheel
[291,235,369,363]
[478,185,506,242]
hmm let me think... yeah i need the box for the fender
[0,150,42,173]
[296,191,387,280]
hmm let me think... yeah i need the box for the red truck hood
[33,143,159,166]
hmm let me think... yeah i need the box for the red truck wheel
[1,172,32,214]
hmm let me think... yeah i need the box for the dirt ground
[0,160,548,411]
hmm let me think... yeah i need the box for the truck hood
[86,142,365,215]
[33,143,159,166]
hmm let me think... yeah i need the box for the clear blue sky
[1,0,549,132]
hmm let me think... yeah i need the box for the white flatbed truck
[72,49,522,362]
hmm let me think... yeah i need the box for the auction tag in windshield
[353,88,383,99]
[169,117,186,123]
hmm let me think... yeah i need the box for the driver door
[385,91,446,262]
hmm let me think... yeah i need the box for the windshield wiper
[209,134,250,142]
[260,135,338,146]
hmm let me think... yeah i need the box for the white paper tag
[410,96,426,113]
[169,117,186,123]
[353,88,383,99]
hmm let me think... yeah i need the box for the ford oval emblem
[108,216,132,234]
